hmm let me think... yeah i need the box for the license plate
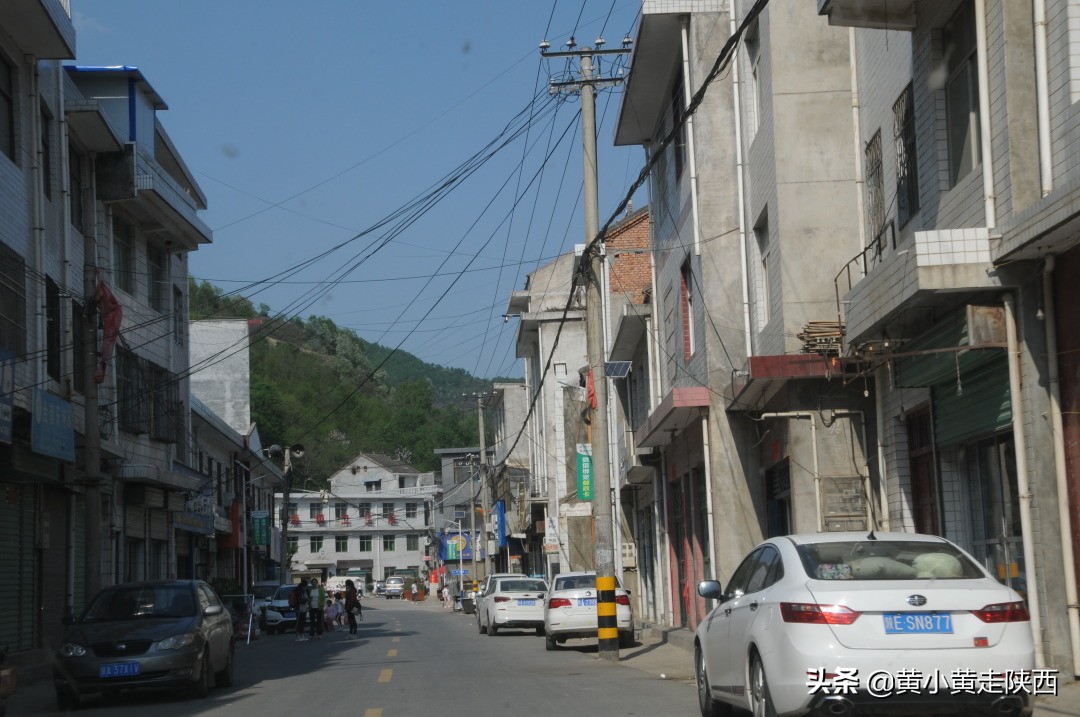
[579,598,597,607]
[100,662,141,678]
[884,612,953,634]
[282,611,296,619]
[517,599,536,606]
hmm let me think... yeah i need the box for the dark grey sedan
[53,580,234,709]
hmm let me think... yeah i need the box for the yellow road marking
[387,648,397,657]
[392,636,400,643]
[378,668,393,683]
[363,710,383,717]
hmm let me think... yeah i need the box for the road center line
[363,709,383,717]
[378,668,393,683]
[392,636,400,643]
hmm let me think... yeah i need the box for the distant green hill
[188,280,489,476]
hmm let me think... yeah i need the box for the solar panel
[604,361,632,378]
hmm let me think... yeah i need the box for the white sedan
[694,532,1034,717]
[543,571,634,650]
[477,577,548,635]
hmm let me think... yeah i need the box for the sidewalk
[616,625,1080,716]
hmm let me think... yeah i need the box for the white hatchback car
[543,571,634,650]
[694,532,1035,717]
[477,577,548,635]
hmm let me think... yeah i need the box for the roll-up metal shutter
[145,487,165,509]
[72,494,86,614]
[168,492,186,511]
[0,484,37,650]
[932,358,1011,446]
[175,529,191,556]
[150,508,168,540]
[125,504,146,538]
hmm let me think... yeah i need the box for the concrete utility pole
[273,444,304,584]
[83,219,102,601]
[542,36,629,662]
[477,393,491,576]
[469,457,478,583]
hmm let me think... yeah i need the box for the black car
[53,580,234,709]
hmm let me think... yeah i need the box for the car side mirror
[204,604,225,616]
[697,580,723,600]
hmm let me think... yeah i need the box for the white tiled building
[276,453,438,586]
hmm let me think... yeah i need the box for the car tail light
[493,596,511,603]
[780,602,861,625]
[615,595,631,606]
[971,601,1030,623]
[548,597,572,609]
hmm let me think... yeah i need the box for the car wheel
[488,623,498,636]
[192,652,212,699]
[216,642,235,687]
[545,634,557,651]
[56,687,80,711]
[478,615,486,634]
[749,655,778,717]
[696,645,732,717]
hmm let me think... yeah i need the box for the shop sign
[31,389,75,462]
[576,443,593,500]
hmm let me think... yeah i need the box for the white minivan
[384,576,406,599]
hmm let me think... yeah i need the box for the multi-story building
[819,0,1080,675]
[277,453,438,586]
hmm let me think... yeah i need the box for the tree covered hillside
[189,280,490,478]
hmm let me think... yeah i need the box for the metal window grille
[0,241,27,355]
[894,84,920,226]
[864,130,885,241]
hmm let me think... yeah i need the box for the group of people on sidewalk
[292,578,364,641]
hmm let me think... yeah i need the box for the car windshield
[796,540,985,580]
[252,585,278,600]
[84,585,197,621]
[497,579,547,593]
[272,586,295,601]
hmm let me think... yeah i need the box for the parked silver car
[53,580,234,709]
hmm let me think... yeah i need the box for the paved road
[8,599,698,717]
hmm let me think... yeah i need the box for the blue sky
[73,1,647,379]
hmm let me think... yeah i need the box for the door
[723,546,782,694]
[907,409,941,535]
[965,434,1025,596]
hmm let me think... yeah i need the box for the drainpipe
[873,369,892,530]
[1003,294,1044,667]
[601,250,624,575]
[1041,259,1080,675]
[679,17,703,257]
[730,2,753,356]
[57,69,73,396]
[701,417,717,580]
[1033,0,1052,196]
[659,451,673,626]
[974,0,997,228]
[760,412,821,531]
[651,468,663,622]
[849,28,867,252]
[29,58,47,387]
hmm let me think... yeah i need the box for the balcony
[0,0,75,59]
[816,0,916,31]
[838,227,999,345]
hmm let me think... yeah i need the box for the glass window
[69,144,83,231]
[406,534,419,551]
[147,245,165,311]
[0,57,14,160]
[309,503,321,519]
[405,502,418,519]
[40,110,51,199]
[795,539,984,580]
[287,536,298,554]
[358,535,372,552]
[310,535,324,553]
[724,548,763,599]
[335,502,347,519]
[0,240,27,355]
[745,546,781,594]
[112,217,135,294]
[335,535,348,552]
[943,1,980,187]
[46,276,60,381]
[173,286,185,346]
[894,84,920,226]
[383,534,396,551]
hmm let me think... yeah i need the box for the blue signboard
[495,500,508,548]
[31,389,75,462]
[437,531,485,561]
[0,349,13,444]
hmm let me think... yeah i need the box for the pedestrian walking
[335,593,345,627]
[309,578,326,640]
[324,598,337,632]
[344,579,361,637]
[294,582,310,641]
[442,585,450,608]
[410,581,418,604]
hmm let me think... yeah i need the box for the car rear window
[498,579,547,592]
[796,540,984,580]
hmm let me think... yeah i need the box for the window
[118,349,149,434]
[69,144,83,232]
[382,502,394,519]
[679,260,695,361]
[148,362,180,443]
[147,245,165,311]
[893,84,920,226]
[309,535,324,553]
[112,217,135,294]
[407,534,419,551]
[745,19,762,138]
[669,72,686,180]
[405,502,418,519]
[864,130,885,240]
[357,502,371,518]
[0,56,13,160]
[335,502,347,519]
[335,535,348,552]
[173,286,185,346]
[40,110,51,199]
[0,241,27,354]
[943,1,980,187]
[358,535,372,552]
[754,213,771,330]
[309,503,321,519]
[287,536,298,554]
[383,534,396,551]
[71,300,85,394]
[46,277,60,381]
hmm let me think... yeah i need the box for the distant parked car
[477,577,548,636]
[263,585,299,634]
[543,571,634,651]
[693,532,1035,717]
[53,580,234,710]
[384,576,406,599]
[374,581,387,596]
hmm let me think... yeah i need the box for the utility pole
[477,393,491,577]
[542,35,630,662]
[272,444,304,584]
[83,215,102,601]
[469,457,478,585]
